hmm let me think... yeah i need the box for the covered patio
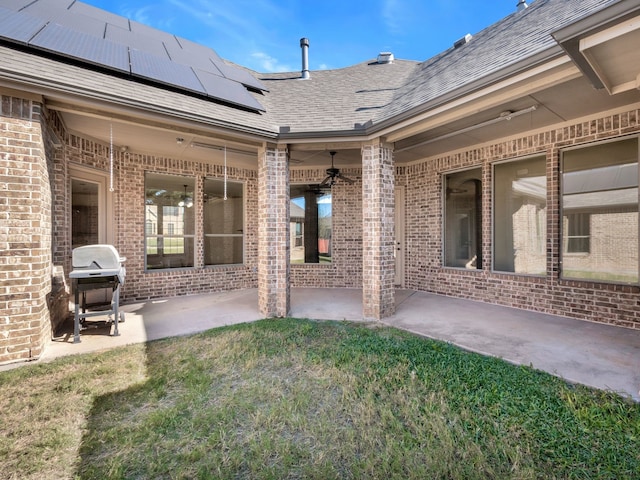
[39,288,640,402]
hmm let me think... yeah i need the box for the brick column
[257,145,290,317]
[0,95,52,363]
[362,141,395,320]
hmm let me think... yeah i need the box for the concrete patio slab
[7,287,639,402]
[39,288,262,361]
[387,291,640,402]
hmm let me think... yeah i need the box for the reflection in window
[144,173,195,269]
[204,178,244,265]
[562,138,639,283]
[493,156,546,274]
[444,169,481,269]
[71,178,100,249]
[566,213,590,253]
[290,185,332,264]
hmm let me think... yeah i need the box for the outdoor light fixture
[190,140,255,157]
[178,184,193,208]
[395,104,538,153]
[176,137,184,145]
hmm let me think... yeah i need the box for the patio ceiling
[51,64,640,170]
[51,104,264,170]
[579,14,640,95]
[552,0,640,96]
[392,74,640,163]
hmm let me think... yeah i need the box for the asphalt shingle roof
[0,0,621,138]
[257,60,418,134]
[374,0,619,126]
[0,0,266,112]
[0,45,279,136]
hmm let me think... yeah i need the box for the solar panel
[0,0,266,112]
[0,0,36,12]
[215,61,267,92]
[0,8,46,44]
[130,49,205,94]
[31,23,130,72]
[106,24,168,58]
[15,0,72,20]
[195,69,265,111]
[52,11,107,37]
[170,36,267,92]
[163,38,221,72]
[70,2,130,30]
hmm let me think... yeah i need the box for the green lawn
[1,319,638,479]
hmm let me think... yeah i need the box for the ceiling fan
[319,151,354,187]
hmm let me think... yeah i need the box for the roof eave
[0,69,280,140]
[552,0,640,92]
[369,45,567,138]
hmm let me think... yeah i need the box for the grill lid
[70,244,126,283]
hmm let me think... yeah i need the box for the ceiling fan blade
[319,175,332,187]
[337,173,355,184]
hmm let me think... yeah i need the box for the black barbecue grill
[69,244,126,343]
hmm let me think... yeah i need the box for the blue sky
[82,0,522,72]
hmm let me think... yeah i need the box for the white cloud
[250,52,292,73]
[120,4,175,31]
[381,0,405,35]
[163,0,297,70]
[120,6,153,24]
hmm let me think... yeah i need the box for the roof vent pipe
[300,37,310,79]
[516,0,528,11]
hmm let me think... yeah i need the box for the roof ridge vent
[453,33,472,49]
[516,0,528,11]
[377,52,394,64]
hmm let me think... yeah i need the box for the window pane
[71,178,100,248]
[204,178,244,265]
[493,156,546,274]
[290,185,332,264]
[566,213,590,253]
[144,173,195,269]
[204,237,244,265]
[562,138,638,283]
[444,169,481,268]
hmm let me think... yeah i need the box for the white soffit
[579,14,640,95]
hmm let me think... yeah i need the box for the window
[204,178,244,265]
[290,184,332,264]
[493,156,546,274]
[566,213,590,253]
[562,138,639,283]
[144,173,195,269]
[444,168,481,269]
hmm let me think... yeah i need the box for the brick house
[1,0,640,364]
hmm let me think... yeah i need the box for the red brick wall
[0,95,53,363]
[403,108,640,329]
[257,147,289,317]
[50,127,260,305]
[3,93,639,366]
[113,147,259,302]
[289,166,363,288]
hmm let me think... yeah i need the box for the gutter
[369,45,567,138]
[278,45,571,145]
[0,67,280,141]
[552,0,640,91]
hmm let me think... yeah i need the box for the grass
[1,318,639,479]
